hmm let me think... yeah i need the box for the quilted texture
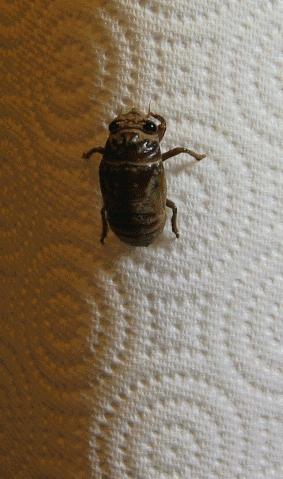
[1,1,283,478]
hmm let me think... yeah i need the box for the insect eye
[109,120,120,133]
[143,121,157,133]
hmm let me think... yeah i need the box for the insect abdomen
[99,159,166,246]
[108,211,166,246]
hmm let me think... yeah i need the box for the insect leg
[82,147,104,160]
[100,206,108,244]
[166,199,179,238]
[162,147,206,162]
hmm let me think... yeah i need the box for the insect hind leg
[100,206,108,244]
[166,199,179,238]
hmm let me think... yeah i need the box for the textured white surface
[1,0,283,478]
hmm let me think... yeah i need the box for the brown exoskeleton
[83,108,206,246]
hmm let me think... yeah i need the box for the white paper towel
[1,1,282,478]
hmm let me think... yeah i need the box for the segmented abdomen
[99,159,166,246]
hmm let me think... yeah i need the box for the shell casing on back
[99,108,167,246]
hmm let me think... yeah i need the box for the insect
[83,107,206,246]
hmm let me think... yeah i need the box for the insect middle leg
[100,206,108,244]
[162,147,206,162]
[166,199,179,238]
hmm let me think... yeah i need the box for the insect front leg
[162,147,206,162]
[82,147,104,160]
[166,199,179,238]
[100,206,108,244]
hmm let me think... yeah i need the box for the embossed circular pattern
[1,0,282,478]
